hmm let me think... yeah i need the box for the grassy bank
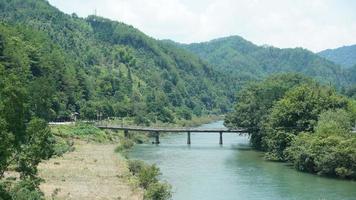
[37,123,144,199]
[48,122,172,200]
[114,135,172,200]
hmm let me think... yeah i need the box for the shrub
[144,182,172,200]
[52,137,74,157]
[115,139,134,152]
[128,160,145,176]
[127,160,172,200]
[315,109,352,136]
[0,179,44,200]
[10,181,44,200]
[138,164,160,189]
[71,123,103,136]
[286,133,356,179]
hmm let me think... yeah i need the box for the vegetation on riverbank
[226,73,356,179]
[114,131,172,200]
[127,160,172,200]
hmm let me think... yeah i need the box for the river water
[129,121,356,200]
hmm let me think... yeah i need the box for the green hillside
[319,44,356,68]
[181,36,352,87]
[0,0,237,123]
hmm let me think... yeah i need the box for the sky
[48,0,356,52]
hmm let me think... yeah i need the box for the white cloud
[48,0,356,52]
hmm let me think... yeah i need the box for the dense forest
[0,0,239,124]
[225,73,356,179]
[319,44,356,68]
[179,36,356,87]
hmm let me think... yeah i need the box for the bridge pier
[124,129,129,138]
[155,131,160,144]
[219,131,223,145]
[187,131,191,145]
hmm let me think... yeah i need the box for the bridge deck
[97,125,246,133]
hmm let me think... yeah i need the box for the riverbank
[40,117,222,199]
[38,141,143,200]
[37,124,144,200]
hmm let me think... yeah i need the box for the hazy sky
[48,0,356,52]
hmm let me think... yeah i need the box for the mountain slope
[0,0,237,123]
[318,44,356,68]
[181,36,351,87]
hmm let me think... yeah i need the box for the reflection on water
[129,121,356,200]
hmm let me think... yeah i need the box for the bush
[144,182,172,200]
[263,130,295,161]
[128,160,145,176]
[10,180,44,200]
[115,139,134,152]
[315,109,352,136]
[0,179,44,200]
[71,123,103,136]
[52,137,74,157]
[127,160,172,200]
[138,164,160,189]
[286,133,356,179]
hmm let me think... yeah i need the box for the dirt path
[38,142,143,200]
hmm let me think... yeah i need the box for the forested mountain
[318,44,356,68]
[179,36,353,87]
[0,0,238,123]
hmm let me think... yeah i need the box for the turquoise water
[129,121,356,200]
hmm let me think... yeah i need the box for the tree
[315,109,352,136]
[263,84,349,160]
[225,73,311,149]
[17,118,54,179]
[0,117,13,177]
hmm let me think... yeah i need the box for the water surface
[129,121,356,200]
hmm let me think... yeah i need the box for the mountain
[0,0,238,123]
[179,36,352,87]
[318,44,356,68]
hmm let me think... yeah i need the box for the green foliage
[51,124,113,143]
[225,73,311,149]
[52,137,74,157]
[115,139,135,152]
[183,36,353,87]
[70,123,103,136]
[286,133,356,179]
[128,160,145,176]
[263,84,348,160]
[318,44,356,68]
[0,118,13,176]
[8,179,44,200]
[0,0,240,125]
[347,100,356,126]
[267,84,348,134]
[144,182,172,200]
[127,160,172,200]
[286,109,355,176]
[16,118,54,178]
[315,109,352,136]
[138,164,160,189]
[227,74,355,179]
[0,120,52,198]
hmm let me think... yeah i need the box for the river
[129,121,356,200]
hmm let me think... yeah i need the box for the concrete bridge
[97,125,247,145]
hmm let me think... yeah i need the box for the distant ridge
[318,44,356,68]
[176,35,354,87]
